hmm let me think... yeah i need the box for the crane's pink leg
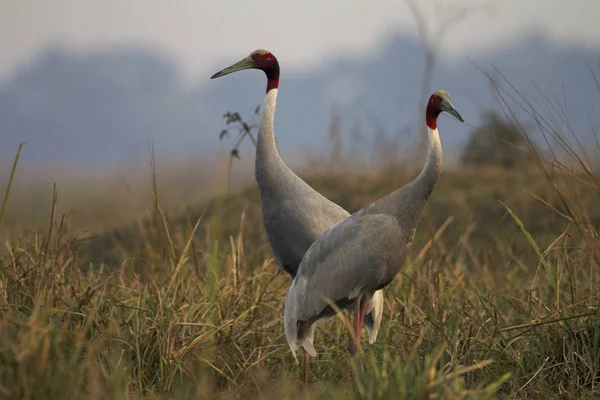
[349,298,368,353]
[347,310,354,355]
[303,350,310,390]
[348,296,362,356]
[358,298,367,370]
[358,298,367,334]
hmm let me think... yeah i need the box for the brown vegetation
[0,70,599,399]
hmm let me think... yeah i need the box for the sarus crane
[210,49,384,386]
[284,90,464,374]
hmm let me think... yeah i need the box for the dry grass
[0,160,598,399]
[0,151,255,241]
[0,76,599,399]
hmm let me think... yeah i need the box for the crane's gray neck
[256,89,284,170]
[411,126,442,202]
[374,126,442,224]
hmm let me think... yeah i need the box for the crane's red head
[210,49,280,93]
[426,90,464,130]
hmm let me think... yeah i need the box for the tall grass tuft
[0,143,24,228]
[1,71,600,398]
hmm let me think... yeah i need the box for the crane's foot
[348,337,364,373]
[347,335,357,356]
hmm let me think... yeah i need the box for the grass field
[0,83,599,399]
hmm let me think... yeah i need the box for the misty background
[1,0,599,232]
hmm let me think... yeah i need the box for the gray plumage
[285,90,464,357]
[255,79,383,343]
[210,49,384,345]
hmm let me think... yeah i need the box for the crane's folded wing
[294,213,404,322]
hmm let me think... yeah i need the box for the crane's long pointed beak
[441,100,464,123]
[210,58,254,79]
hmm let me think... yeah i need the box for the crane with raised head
[284,90,464,376]
[210,49,384,386]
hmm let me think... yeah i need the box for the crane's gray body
[256,89,383,341]
[285,124,443,356]
[255,89,350,276]
[257,155,350,278]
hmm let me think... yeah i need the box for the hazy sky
[2,0,600,82]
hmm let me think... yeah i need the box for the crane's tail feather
[364,314,377,344]
[302,339,317,358]
[284,279,318,359]
[290,347,299,363]
[364,289,384,344]
[287,324,317,359]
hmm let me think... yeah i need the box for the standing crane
[210,49,384,386]
[284,91,464,373]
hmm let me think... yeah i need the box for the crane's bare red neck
[253,52,280,93]
[266,76,279,93]
[426,95,442,130]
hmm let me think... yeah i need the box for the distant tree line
[460,110,535,168]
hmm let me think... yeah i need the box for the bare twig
[406,0,485,162]
[218,108,261,192]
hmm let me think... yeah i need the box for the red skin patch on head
[252,52,280,93]
[266,76,279,93]
[426,94,442,130]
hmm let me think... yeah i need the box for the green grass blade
[0,142,24,228]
